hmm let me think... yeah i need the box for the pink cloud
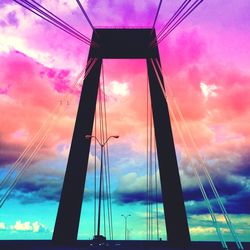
[1,0,250,179]
[0,51,76,166]
[160,29,206,75]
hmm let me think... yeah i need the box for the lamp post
[85,135,119,240]
[121,214,131,240]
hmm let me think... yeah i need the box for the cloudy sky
[0,0,250,242]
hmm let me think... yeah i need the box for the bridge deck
[0,241,249,250]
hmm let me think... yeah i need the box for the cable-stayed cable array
[146,75,160,241]
[91,63,114,240]
[13,0,98,47]
[151,0,204,47]
[0,58,97,207]
[150,58,244,250]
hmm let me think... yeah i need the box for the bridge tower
[53,28,190,247]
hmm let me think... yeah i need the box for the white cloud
[0,222,6,230]
[88,152,101,170]
[200,82,218,99]
[0,3,54,66]
[117,172,146,192]
[108,80,129,97]
[116,171,160,193]
[10,128,29,141]
[0,2,87,71]
[58,143,70,158]
[0,34,53,67]
[190,226,216,234]
[32,221,41,233]
[41,0,87,13]
[11,221,32,231]
[10,220,46,233]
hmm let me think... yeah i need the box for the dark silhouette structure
[53,29,190,247]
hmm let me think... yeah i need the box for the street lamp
[121,214,131,240]
[85,134,119,242]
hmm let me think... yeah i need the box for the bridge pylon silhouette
[52,28,190,248]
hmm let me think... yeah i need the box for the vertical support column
[147,58,190,247]
[53,56,102,244]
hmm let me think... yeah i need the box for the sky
[0,0,250,243]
